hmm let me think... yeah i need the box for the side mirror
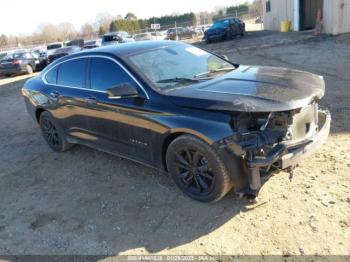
[107,83,139,99]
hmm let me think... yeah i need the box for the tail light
[12,60,22,64]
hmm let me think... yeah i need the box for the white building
[262,0,350,35]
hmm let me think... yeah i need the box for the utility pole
[175,21,178,40]
[153,17,157,40]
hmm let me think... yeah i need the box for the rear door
[45,57,92,139]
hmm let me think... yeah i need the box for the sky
[0,0,251,35]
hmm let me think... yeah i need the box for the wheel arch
[161,129,214,171]
[35,107,46,123]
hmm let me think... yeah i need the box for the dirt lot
[0,32,349,256]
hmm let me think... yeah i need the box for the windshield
[0,53,7,60]
[103,35,120,42]
[128,44,234,90]
[212,20,230,29]
[3,53,25,60]
[47,44,62,50]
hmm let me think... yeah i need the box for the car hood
[206,27,227,35]
[165,65,325,112]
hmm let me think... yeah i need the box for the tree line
[0,1,262,48]
[107,12,197,34]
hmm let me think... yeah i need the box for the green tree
[98,26,106,36]
[109,21,117,32]
[226,4,249,16]
[125,12,137,20]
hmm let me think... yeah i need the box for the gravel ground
[0,32,349,256]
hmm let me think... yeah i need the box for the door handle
[85,97,97,104]
[49,91,60,98]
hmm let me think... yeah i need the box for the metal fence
[0,12,263,51]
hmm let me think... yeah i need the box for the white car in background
[102,32,135,45]
[151,31,167,40]
[46,42,64,57]
[133,33,154,41]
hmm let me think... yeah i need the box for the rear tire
[166,135,233,202]
[39,111,73,152]
[26,64,33,74]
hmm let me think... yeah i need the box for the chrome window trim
[41,55,149,99]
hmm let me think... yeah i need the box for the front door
[84,56,153,163]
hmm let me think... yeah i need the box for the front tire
[39,111,72,152]
[166,135,233,202]
[226,31,232,40]
[240,29,245,36]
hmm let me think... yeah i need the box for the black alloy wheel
[174,147,215,195]
[41,117,61,150]
[39,111,72,152]
[166,135,233,202]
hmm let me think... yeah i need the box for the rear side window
[45,66,58,84]
[90,57,135,91]
[57,58,87,88]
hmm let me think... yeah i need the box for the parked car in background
[200,24,212,33]
[32,48,46,58]
[102,32,135,46]
[67,39,84,48]
[21,41,330,202]
[31,51,47,71]
[166,27,197,40]
[0,51,39,76]
[46,42,64,57]
[255,17,263,24]
[204,17,245,44]
[83,39,102,49]
[47,46,81,64]
[151,31,167,40]
[0,51,8,60]
[193,27,204,36]
[133,33,154,41]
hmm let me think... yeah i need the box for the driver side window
[90,57,136,91]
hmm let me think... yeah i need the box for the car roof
[104,31,127,36]
[81,40,181,57]
[215,17,235,22]
[47,42,63,45]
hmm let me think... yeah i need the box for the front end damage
[218,103,331,198]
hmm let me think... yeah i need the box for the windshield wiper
[194,67,235,78]
[157,77,200,84]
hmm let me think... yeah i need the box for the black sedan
[22,41,331,202]
[205,17,245,44]
[47,46,81,64]
[0,52,39,77]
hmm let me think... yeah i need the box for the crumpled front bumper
[249,110,331,170]
[224,109,331,197]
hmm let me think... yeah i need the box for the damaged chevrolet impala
[22,41,331,202]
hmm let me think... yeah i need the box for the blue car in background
[204,17,245,44]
